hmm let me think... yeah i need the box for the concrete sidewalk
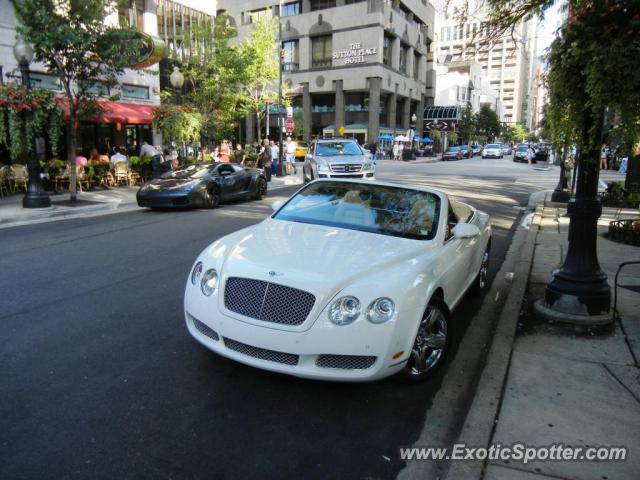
[448,201,640,480]
[0,170,302,229]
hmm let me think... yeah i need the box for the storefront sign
[332,42,377,65]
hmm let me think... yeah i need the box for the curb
[397,209,540,480]
[444,204,543,480]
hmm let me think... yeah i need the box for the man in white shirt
[140,141,163,177]
[285,136,297,174]
[110,147,129,167]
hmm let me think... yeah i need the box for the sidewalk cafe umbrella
[394,135,410,142]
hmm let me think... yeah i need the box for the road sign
[285,117,295,133]
[338,125,346,136]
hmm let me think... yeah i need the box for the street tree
[11,0,145,202]
[178,13,247,142]
[478,0,640,321]
[238,13,280,141]
[458,106,476,144]
[474,104,501,142]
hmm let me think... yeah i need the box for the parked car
[513,144,530,163]
[501,144,512,155]
[533,147,549,163]
[482,144,503,159]
[294,141,309,161]
[442,146,464,161]
[303,138,375,183]
[472,145,482,156]
[459,145,473,158]
[136,163,267,209]
[184,179,492,381]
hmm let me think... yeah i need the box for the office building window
[248,8,272,23]
[399,44,409,75]
[119,0,145,30]
[282,40,299,71]
[311,35,332,68]
[413,52,421,80]
[280,2,300,17]
[156,0,214,57]
[383,34,393,67]
[310,0,336,11]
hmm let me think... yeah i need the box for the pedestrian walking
[369,142,378,162]
[600,144,608,170]
[219,140,231,163]
[392,142,400,161]
[285,136,297,174]
[270,140,279,176]
[235,144,246,165]
[527,144,535,166]
[260,139,272,182]
[140,141,163,178]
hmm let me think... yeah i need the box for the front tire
[252,177,267,200]
[402,298,450,382]
[471,244,491,294]
[203,186,220,209]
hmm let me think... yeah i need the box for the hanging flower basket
[0,83,65,160]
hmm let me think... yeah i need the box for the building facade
[219,0,437,144]
[0,0,215,160]
[434,0,532,125]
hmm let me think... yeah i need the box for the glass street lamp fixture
[13,36,51,209]
[169,66,184,105]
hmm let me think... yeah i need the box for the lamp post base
[23,191,52,209]
[533,299,612,328]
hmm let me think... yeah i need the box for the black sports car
[137,163,267,209]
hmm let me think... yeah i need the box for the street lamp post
[169,66,185,160]
[14,36,51,208]
[277,0,284,177]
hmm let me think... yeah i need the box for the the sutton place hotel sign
[332,42,377,65]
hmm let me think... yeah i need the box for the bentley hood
[208,218,436,303]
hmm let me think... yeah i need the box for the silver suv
[303,138,375,183]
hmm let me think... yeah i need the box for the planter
[608,219,640,246]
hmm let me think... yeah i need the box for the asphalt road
[0,155,558,480]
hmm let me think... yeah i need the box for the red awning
[58,99,156,125]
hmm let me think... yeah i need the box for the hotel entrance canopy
[423,105,461,131]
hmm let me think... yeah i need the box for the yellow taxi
[294,141,309,160]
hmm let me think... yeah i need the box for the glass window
[118,0,145,30]
[383,34,393,67]
[315,141,363,156]
[451,201,473,223]
[122,84,150,100]
[274,182,441,241]
[29,73,61,91]
[413,52,420,80]
[399,44,408,75]
[311,35,332,68]
[280,2,301,17]
[310,0,336,11]
[282,40,299,72]
[248,8,272,23]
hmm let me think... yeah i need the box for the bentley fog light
[200,269,218,296]
[328,296,361,326]
[191,262,203,285]
[367,297,395,324]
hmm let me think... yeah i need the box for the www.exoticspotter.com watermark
[399,443,628,464]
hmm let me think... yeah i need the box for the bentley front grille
[223,337,299,366]
[224,277,316,326]
[316,355,377,370]
[191,316,220,341]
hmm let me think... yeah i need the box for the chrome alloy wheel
[406,304,448,378]
[478,250,490,289]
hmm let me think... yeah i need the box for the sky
[535,1,564,56]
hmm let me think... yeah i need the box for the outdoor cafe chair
[10,164,28,193]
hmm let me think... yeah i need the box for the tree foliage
[11,0,145,200]
[178,13,247,140]
[475,104,501,141]
[458,106,476,144]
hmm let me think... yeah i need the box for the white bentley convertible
[184,180,491,382]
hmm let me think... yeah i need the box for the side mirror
[271,200,284,212]
[453,223,480,239]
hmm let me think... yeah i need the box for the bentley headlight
[191,261,203,285]
[200,269,218,296]
[328,296,361,326]
[367,297,395,324]
[317,161,330,173]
